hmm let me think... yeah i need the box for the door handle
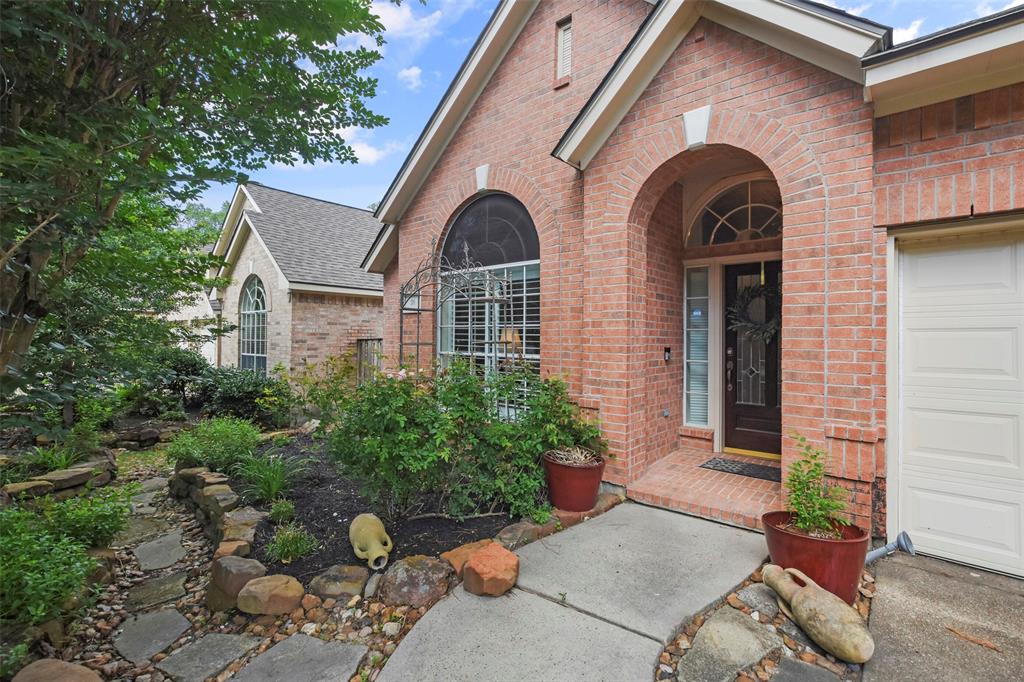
[726,347,734,392]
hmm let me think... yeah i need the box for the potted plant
[543,446,606,512]
[762,435,870,604]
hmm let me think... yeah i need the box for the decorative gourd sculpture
[349,513,393,570]
[762,564,874,663]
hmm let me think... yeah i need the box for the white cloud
[815,0,872,16]
[373,1,443,51]
[975,0,1024,16]
[397,65,423,92]
[893,18,924,43]
[273,127,405,169]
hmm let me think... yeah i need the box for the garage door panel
[902,401,1022,479]
[902,322,1022,390]
[901,235,1022,304]
[900,475,1023,576]
[898,229,1024,578]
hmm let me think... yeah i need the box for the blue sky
[198,0,1023,211]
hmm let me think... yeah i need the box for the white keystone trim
[682,105,712,149]
[475,164,491,192]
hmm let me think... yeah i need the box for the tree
[6,193,224,429]
[0,0,390,384]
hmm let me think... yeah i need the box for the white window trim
[683,251,782,453]
[556,18,573,79]
[239,276,269,376]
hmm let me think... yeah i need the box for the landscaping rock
[219,506,267,544]
[212,556,267,598]
[463,543,518,596]
[37,467,93,490]
[137,427,161,447]
[237,575,304,615]
[214,540,251,558]
[113,516,172,547]
[140,476,168,492]
[156,633,260,682]
[176,466,209,484]
[773,657,837,682]
[3,480,54,498]
[85,547,117,585]
[195,471,229,487]
[133,530,185,571]
[12,659,101,682]
[127,573,187,610]
[553,507,587,528]
[231,634,366,682]
[736,583,780,620]
[308,564,369,601]
[378,555,454,608]
[364,572,382,598]
[495,520,552,550]
[594,491,624,514]
[114,609,190,664]
[675,607,782,682]
[440,539,493,577]
[198,484,238,516]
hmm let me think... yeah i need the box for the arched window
[239,276,268,375]
[438,194,540,373]
[688,179,782,248]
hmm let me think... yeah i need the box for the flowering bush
[327,360,603,522]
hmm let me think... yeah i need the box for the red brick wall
[873,84,1024,225]
[290,292,383,372]
[382,0,653,391]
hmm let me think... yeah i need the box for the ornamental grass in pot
[543,446,605,512]
[762,436,869,604]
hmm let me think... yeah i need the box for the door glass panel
[735,273,766,406]
[685,267,709,425]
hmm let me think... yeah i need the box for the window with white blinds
[684,267,709,425]
[239,275,268,376]
[556,19,572,78]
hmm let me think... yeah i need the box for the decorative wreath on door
[726,283,781,344]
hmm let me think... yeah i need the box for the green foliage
[28,444,86,473]
[785,435,850,536]
[284,355,358,425]
[1,0,390,388]
[0,643,29,679]
[166,417,261,472]
[269,499,296,524]
[265,523,318,564]
[234,452,311,504]
[0,507,96,626]
[200,367,293,428]
[328,360,604,522]
[38,484,137,548]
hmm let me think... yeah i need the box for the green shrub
[156,346,210,406]
[785,435,849,537]
[328,360,604,522]
[0,507,96,625]
[28,444,85,472]
[0,642,29,679]
[200,367,292,427]
[269,498,295,524]
[264,523,317,563]
[66,420,102,456]
[38,484,137,548]
[234,452,310,503]
[166,417,261,472]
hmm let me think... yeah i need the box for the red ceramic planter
[761,511,870,605]
[543,454,606,512]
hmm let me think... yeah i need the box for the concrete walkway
[381,503,766,682]
[864,553,1024,681]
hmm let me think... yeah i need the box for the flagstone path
[103,471,369,682]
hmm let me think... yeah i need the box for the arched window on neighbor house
[437,193,540,374]
[239,275,268,375]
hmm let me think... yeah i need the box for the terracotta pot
[543,453,605,512]
[761,510,870,605]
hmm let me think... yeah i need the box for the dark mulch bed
[241,434,511,581]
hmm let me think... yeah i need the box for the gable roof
[215,183,383,294]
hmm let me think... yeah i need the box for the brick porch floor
[626,448,782,531]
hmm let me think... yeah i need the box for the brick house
[363,1,1024,578]
[211,183,383,375]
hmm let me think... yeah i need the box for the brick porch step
[626,448,782,531]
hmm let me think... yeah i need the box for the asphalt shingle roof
[242,183,383,292]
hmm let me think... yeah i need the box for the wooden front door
[723,261,782,457]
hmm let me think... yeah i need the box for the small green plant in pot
[761,435,870,604]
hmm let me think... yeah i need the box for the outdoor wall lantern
[664,346,672,362]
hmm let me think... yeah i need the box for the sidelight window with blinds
[684,267,710,425]
[556,17,572,79]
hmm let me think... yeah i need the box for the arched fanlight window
[239,275,268,375]
[438,194,540,374]
[688,179,782,248]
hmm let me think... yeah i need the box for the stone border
[1,448,118,505]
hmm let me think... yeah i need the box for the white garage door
[898,229,1024,578]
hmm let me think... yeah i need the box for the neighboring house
[211,183,383,375]
[167,285,217,365]
[363,0,1024,578]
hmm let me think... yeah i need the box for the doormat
[699,457,781,483]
